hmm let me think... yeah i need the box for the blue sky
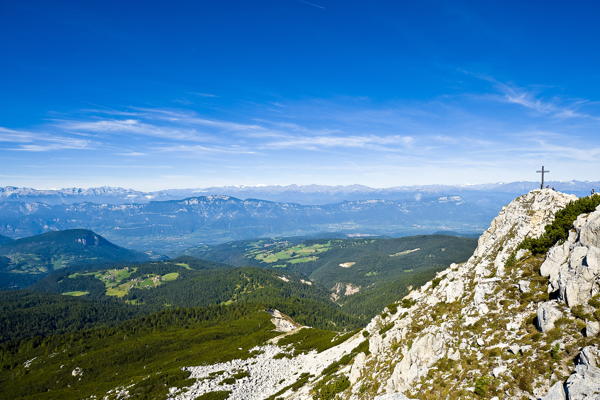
[1,0,600,190]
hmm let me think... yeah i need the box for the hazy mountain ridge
[1,181,598,205]
[0,194,495,254]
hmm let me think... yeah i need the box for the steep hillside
[144,189,600,400]
[28,258,362,331]
[0,262,363,399]
[0,229,150,288]
[188,235,477,318]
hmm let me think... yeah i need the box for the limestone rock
[492,365,507,377]
[388,332,447,392]
[516,248,530,260]
[557,244,600,307]
[269,309,301,332]
[349,352,366,385]
[540,381,566,400]
[537,301,563,332]
[579,346,600,368]
[443,279,464,303]
[585,320,600,337]
[579,207,600,248]
[519,279,531,293]
[374,394,415,400]
[540,241,569,281]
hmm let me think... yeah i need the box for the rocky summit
[167,189,600,399]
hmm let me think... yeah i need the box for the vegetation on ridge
[520,194,600,254]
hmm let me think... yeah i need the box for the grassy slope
[0,305,278,400]
[184,235,477,318]
[26,258,362,334]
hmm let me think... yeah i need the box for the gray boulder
[579,209,600,249]
[375,394,415,400]
[537,301,563,332]
[564,346,600,399]
[540,381,566,400]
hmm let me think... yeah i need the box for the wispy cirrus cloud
[496,83,594,119]
[56,118,217,142]
[262,134,415,151]
[466,72,599,120]
[0,127,91,151]
[157,144,257,155]
[3,70,600,189]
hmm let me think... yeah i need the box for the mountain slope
[149,189,600,400]
[3,189,599,400]
[187,235,477,318]
[28,258,362,331]
[0,261,363,399]
[0,229,150,288]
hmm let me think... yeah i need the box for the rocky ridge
[168,189,600,399]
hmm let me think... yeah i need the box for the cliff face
[169,189,600,400]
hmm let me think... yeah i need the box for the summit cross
[537,165,550,189]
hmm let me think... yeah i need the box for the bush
[314,375,350,400]
[378,323,394,335]
[550,344,561,361]
[400,298,417,308]
[474,376,491,396]
[387,303,398,315]
[520,194,600,255]
[196,391,231,400]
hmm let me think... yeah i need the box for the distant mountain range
[1,181,598,205]
[0,194,494,254]
[0,229,150,289]
[0,181,597,254]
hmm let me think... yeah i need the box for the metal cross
[537,165,550,189]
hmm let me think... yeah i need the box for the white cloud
[0,127,91,151]
[157,144,257,155]
[263,134,415,151]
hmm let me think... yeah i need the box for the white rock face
[387,332,448,392]
[443,279,464,303]
[579,211,600,248]
[361,190,577,396]
[169,334,364,400]
[269,309,301,332]
[492,365,507,377]
[537,301,563,332]
[519,279,531,293]
[585,320,600,337]
[374,394,415,400]
[471,189,576,278]
[543,205,600,307]
[349,352,367,384]
[564,346,600,399]
[540,381,566,400]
